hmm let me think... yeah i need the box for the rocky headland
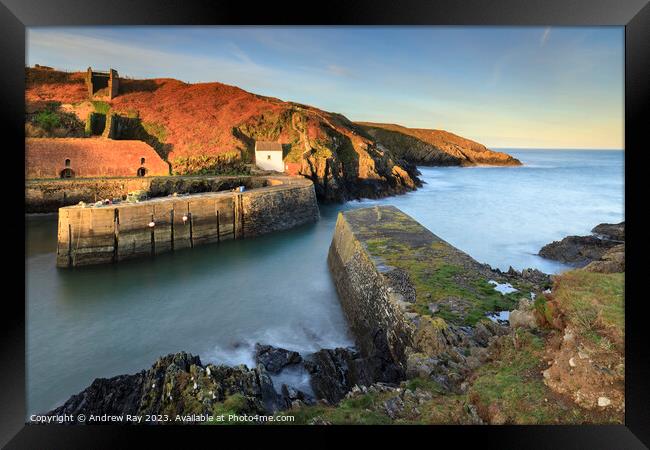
[357,122,522,167]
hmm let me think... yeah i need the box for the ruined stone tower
[85,67,119,99]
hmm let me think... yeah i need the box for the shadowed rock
[539,222,625,266]
[254,343,303,374]
[591,222,624,242]
[304,348,375,404]
[48,352,284,421]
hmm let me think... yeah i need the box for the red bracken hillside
[25,67,520,201]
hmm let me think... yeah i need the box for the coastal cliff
[357,122,522,167]
[26,67,520,202]
[26,67,420,202]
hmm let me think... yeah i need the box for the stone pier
[327,206,520,380]
[57,176,319,267]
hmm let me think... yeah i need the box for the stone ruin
[85,67,119,99]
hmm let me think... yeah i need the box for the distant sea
[25,149,624,417]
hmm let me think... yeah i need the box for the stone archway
[60,168,75,178]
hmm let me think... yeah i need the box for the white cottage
[254,141,284,172]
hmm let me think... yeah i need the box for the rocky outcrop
[303,348,376,404]
[539,222,624,266]
[498,266,552,291]
[254,344,302,374]
[49,352,284,421]
[591,222,624,241]
[539,236,619,265]
[583,244,625,273]
[357,122,522,167]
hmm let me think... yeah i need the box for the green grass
[467,329,587,424]
[204,394,254,425]
[403,377,446,394]
[91,100,111,115]
[142,121,168,143]
[33,110,61,131]
[551,270,624,349]
[278,392,392,425]
[363,233,519,326]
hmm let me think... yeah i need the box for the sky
[27,26,624,149]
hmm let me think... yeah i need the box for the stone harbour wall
[56,177,319,267]
[327,206,417,378]
[27,175,270,213]
[27,178,151,213]
[327,206,515,383]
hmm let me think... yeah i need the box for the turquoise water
[25,150,624,416]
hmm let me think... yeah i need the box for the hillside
[357,122,521,166]
[26,67,519,201]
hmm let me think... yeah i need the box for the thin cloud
[326,64,353,77]
[27,29,277,85]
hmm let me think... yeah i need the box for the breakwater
[56,176,319,267]
[327,205,518,381]
[26,175,271,213]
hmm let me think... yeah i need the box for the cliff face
[357,122,522,167]
[26,67,420,202]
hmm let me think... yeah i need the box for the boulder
[584,244,625,273]
[501,266,552,291]
[254,343,302,374]
[509,300,539,330]
[280,384,315,408]
[303,348,374,404]
[591,222,624,241]
[509,309,539,330]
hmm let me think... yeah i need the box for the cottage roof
[255,141,283,152]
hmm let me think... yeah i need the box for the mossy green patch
[404,377,446,394]
[91,100,111,115]
[363,230,518,326]
[171,153,249,176]
[142,121,168,143]
[33,110,61,131]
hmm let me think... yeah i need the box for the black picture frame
[2,0,648,447]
